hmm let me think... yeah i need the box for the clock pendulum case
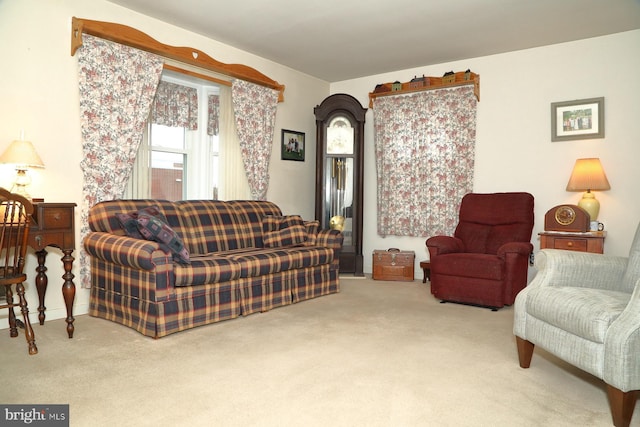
[314,94,367,276]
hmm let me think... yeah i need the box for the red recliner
[426,192,534,309]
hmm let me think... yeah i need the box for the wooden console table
[29,202,77,338]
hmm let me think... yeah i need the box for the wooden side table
[538,231,606,254]
[29,202,77,338]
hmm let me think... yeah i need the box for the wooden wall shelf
[368,71,479,108]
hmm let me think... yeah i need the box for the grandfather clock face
[326,116,354,155]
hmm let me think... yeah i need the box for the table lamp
[566,158,610,221]
[0,136,45,200]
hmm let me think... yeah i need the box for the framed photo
[551,97,604,141]
[281,129,305,161]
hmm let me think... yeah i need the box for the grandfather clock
[314,94,367,276]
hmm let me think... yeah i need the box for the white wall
[0,0,329,326]
[330,30,640,275]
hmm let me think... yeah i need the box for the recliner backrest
[454,192,534,254]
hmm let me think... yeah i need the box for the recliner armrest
[498,241,533,257]
[426,235,464,255]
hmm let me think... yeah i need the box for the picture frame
[281,129,305,161]
[551,97,604,141]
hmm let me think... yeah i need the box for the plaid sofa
[84,199,343,338]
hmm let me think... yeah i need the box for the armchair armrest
[426,235,464,256]
[531,249,628,291]
[605,279,640,390]
[83,232,172,271]
[498,242,533,258]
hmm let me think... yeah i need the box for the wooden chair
[0,188,37,355]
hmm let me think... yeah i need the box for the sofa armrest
[531,249,628,291]
[315,229,343,267]
[315,229,344,249]
[426,235,464,256]
[83,232,172,271]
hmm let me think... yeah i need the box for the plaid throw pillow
[261,215,281,233]
[116,206,168,239]
[303,220,320,246]
[262,215,308,248]
[136,214,190,264]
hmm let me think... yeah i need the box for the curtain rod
[70,17,285,102]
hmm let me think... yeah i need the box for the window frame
[127,71,221,200]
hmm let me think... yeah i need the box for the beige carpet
[2,278,637,426]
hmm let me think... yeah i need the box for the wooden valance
[70,17,285,102]
[368,71,479,108]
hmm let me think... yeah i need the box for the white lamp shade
[0,139,45,168]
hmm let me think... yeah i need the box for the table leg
[35,249,48,325]
[61,249,76,338]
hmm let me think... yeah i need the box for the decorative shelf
[70,17,285,102]
[368,70,479,108]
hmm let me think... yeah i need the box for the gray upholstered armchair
[514,224,640,427]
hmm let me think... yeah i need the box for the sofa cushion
[526,286,629,343]
[221,246,333,278]
[176,200,283,254]
[89,199,182,235]
[262,215,308,248]
[262,215,282,233]
[136,214,190,264]
[116,205,168,240]
[263,225,308,248]
[173,254,242,286]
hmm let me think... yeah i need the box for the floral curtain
[219,86,251,200]
[373,85,477,237]
[208,94,220,136]
[151,81,198,130]
[231,80,279,200]
[76,35,164,288]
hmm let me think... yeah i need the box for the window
[126,71,220,201]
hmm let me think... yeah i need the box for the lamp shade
[566,158,610,192]
[0,139,45,168]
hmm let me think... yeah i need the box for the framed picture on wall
[281,129,305,161]
[551,97,604,141]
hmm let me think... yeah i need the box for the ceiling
[107,0,640,82]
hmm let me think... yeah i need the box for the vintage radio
[372,248,415,281]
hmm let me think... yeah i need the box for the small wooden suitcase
[372,249,415,281]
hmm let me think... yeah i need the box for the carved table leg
[61,249,76,338]
[35,249,48,325]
